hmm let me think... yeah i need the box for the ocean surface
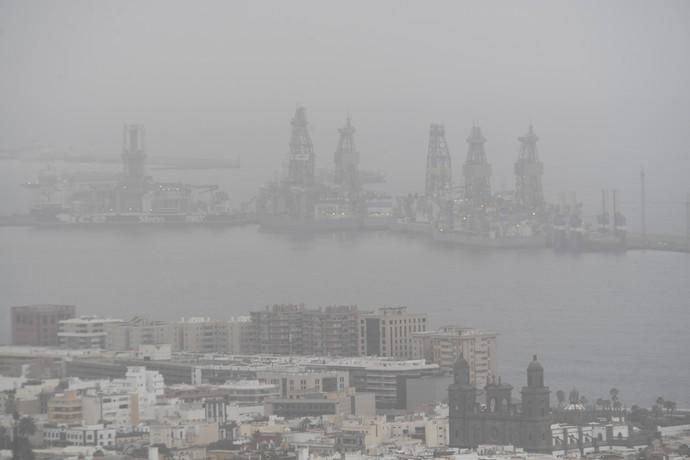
[1,160,689,408]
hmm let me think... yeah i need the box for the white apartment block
[82,391,139,430]
[256,368,349,398]
[42,424,118,448]
[175,316,249,354]
[105,317,174,351]
[411,325,497,387]
[58,316,124,349]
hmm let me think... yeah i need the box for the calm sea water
[0,160,689,408]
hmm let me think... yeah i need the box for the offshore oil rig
[257,107,394,231]
[393,123,628,251]
[22,124,249,226]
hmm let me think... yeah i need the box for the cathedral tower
[520,355,553,453]
[449,354,477,448]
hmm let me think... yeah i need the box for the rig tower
[287,107,316,186]
[334,117,360,194]
[463,125,492,207]
[122,124,146,180]
[640,169,647,239]
[425,124,453,200]
[515,125,544,209]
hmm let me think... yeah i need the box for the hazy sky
[1,0,689,229]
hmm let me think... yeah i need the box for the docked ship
[20,124,254,227]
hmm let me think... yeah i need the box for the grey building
[11,304,76,346]
[248,304,359,356]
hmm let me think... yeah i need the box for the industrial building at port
[23,124,238,225]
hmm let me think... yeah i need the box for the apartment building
[47,390,83,424]
[411,325,496,387]
[358,307,428,359]
[175,316,249,354]
[58,316,123,349]
[248,304,360,356]
[105,316,175,351]
[256,368,349,398]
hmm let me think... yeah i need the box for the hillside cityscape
[2,2,689,460]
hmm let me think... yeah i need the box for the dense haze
[1,0,690,232]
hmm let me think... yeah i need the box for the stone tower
[448,354,477,448]
[520,355,553,453]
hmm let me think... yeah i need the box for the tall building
[448,355,553,453]
[411,325,496,388]
[425,124,453,200]
[462,125,492,207]
[11,304,76,346]
[174,317,249,354]
[47,390,83,425]
[287,107,316,186]
[58,316,123,349]
[248,304,360,356]
[105,316,175,351]
[358,307,428,359]
[515,125,544,209]
[334,117,360,194]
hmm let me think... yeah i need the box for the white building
[82,391,138,430]
[256,368,349,398]
[175,316,250,354]
[125,366,165,420]
[411,325,497,388]
[105,317,175,351]
[58,316,124,349]
[42,424,118,448]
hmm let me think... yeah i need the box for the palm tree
[656,396,665,407]
[0,425,10,450]
[663,400,676,415]
[556,390,566,408]
[610,388,620,403]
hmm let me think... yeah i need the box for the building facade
[58,316,123,349]
[411,325,497,388]
[448,355,553,453]
[256,368,349,398]
[358,307,428,359]
[11,304,76,346]
[48,390,83,425]
[105,316,175,351]
[248,304,359,356]
[174,317,249,354]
